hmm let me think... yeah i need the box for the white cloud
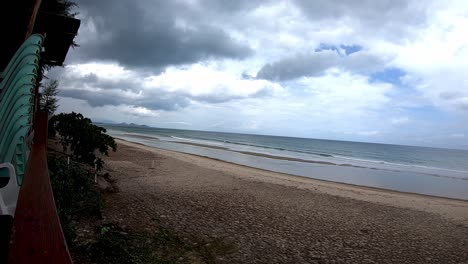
[450,133,465,138]
[55,62,286,109]
[66,62,135,81]
[298,69,392,115]
[52,0,468,149]
[388,2,468,112]
[357,131,380,136]
[143,63,285,98]
[391,117,410,125]
[120,105,160,118]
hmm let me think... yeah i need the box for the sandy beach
[100,139,468,263]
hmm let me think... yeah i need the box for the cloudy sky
[50,0,468,149]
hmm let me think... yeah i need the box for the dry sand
[101,139,468,263]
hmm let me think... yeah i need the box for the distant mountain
[91,118,118,124]
[95,122,152,128]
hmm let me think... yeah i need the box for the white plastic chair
[0,163,20,216]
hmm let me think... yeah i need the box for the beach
[100,139,468,263]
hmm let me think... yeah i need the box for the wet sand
[163,140,398,169]
[102,139,468,263]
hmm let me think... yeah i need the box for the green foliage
[48,155,102,243]
[49,112,117,171]
[40,0,78,18]
[78,223,236,264]
[83,223,160,264]
[39,79,59,115]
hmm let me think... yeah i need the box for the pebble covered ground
[101,142,468,264]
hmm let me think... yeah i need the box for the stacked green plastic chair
[0,34,43,216]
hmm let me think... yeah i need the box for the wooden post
[25,0,42,40]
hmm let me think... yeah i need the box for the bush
[49,112,116,171]
[39,79,59,115]
[48,155,102,243]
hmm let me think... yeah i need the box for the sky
[49,0,468,149]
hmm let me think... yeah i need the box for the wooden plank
[25,0,43,40]
[8,112,72,264]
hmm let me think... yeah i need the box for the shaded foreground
[89,140,468,263]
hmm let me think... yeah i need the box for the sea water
[101,125,468,200]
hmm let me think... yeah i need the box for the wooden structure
[0,0,80,262]
[0,0,80,69]
[8,112,72,263]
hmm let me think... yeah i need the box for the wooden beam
[8,112,72,264]
[25,0,43,40]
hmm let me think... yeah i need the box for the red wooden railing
[8,112,72,263]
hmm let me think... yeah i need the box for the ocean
[101,125,468,200]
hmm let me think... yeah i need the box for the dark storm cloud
[73,0,254,69]
[59,88,190,111]
[257,49,385,81]
[58,81,274,110]
[71,73,140,91]
[257,51,336,81]
[52,65,190,111]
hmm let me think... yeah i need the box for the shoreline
[120,136,468,181]
[99,139,468,263]
[115,138,468,223]
[119,138,464,201]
